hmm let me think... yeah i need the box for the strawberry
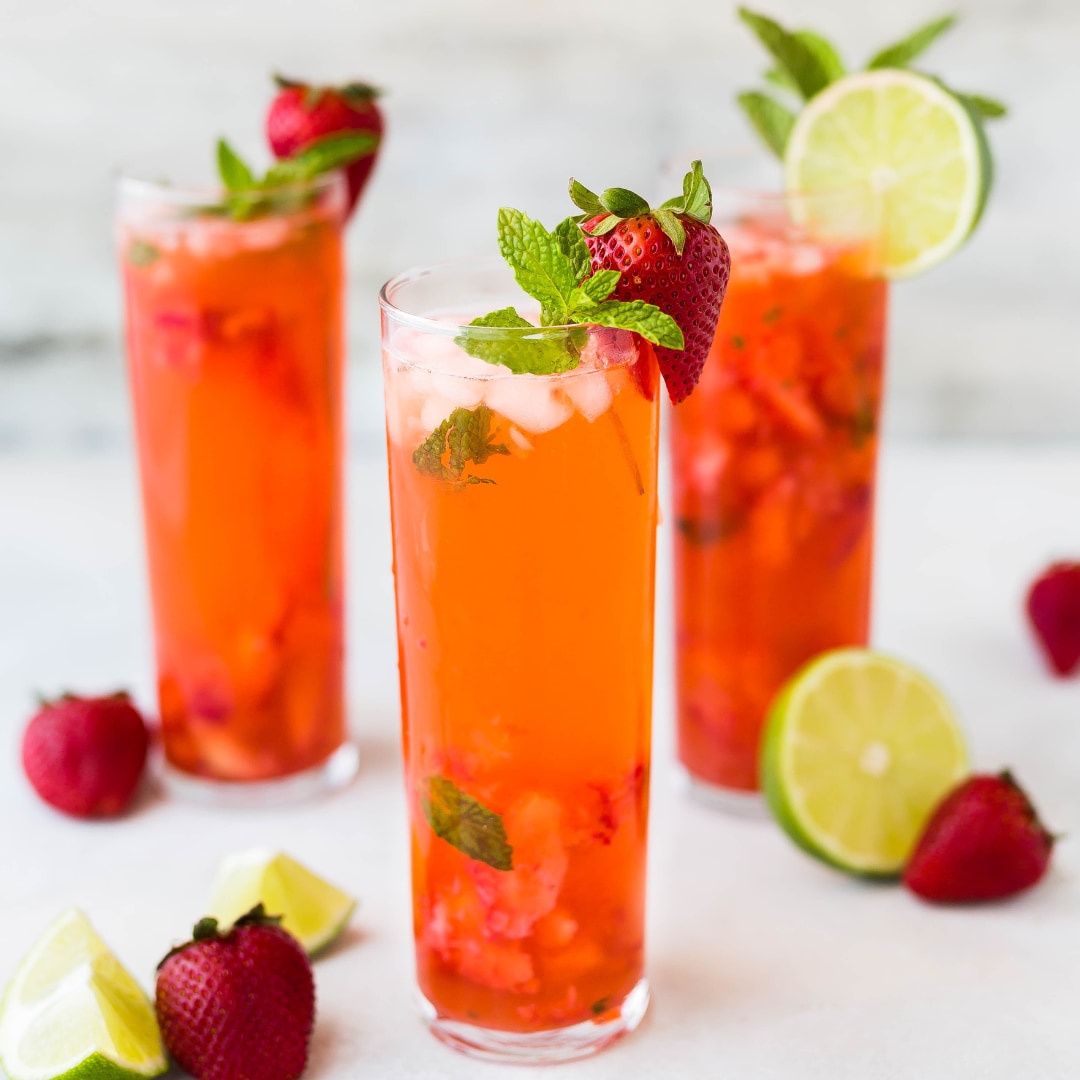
[903,771,1055,904]
[21,691,149,818]
[1026,561,1080,677]
[266,75,383,217]
[570,162,730,404]
[156,906,315,1080]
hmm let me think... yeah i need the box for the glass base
[678,766,769,818]
[158,741,359,808]
[419,977,649,1065]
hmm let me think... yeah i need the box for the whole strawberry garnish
[904,771,1056,904]
[156,906,315,1080]
[266,75,383,216]
[1026,561,1080,677]
[570,161,730,404]
[21,691,149,818]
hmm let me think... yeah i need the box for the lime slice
[784,69,991,278]
[0,909,166,1080]
[208,849,356,955]
[762,649,968,877]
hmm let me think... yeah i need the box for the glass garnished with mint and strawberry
[118,77,381,797]
[380,164,728,1063]
[672,9,1004,807]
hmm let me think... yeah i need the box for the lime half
[784,69,991,278]
[208,849,356,956]
[762,649,968,877]
[0,909,166,1080]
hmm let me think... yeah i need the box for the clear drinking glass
[118,171,358,803]
[380,256,659,1063]
[670,176,888,812]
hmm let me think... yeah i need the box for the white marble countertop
[1,441,1078,1079]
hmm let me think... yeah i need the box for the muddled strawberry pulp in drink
[672,207,887,795]
[120,177,347,783]
[383,293,659,1039]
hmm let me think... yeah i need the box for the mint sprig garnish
[412,405,509,486]
[455,175,693,374]
[211,132,379,221]
[421,776,513,871]
[737,8,1007,159]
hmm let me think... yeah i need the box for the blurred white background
[1,0,1078,450]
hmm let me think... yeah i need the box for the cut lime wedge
[208,849,356,956]
[0,909,167,1080]
[762,649,969,877]
[784,69,991,278]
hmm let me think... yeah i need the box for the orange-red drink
[381,259,658,1062]
[119,174,353,794]
[672,192,887,803]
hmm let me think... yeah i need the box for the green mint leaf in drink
[736,91,796,158]
[216,139,256,191]
[421,776,514,871]
[574,269,620,305]
[866,13,957,70]
[264,130,380,184]
[554,215,593,282]
[126,239,161,268]
[737,8,834,100]
[580,300,685,350]
[412,405,509,485]
[496,207,581,326]
[455,310,582,375]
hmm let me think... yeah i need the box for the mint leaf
[421,776,513,871]
[217,139,255,191]
[554,216,592,282]
[412,405,509,486]
[795,30,845,82]
[738,8,833,99]
[583,300,684,350]
[737,91,796,158]
[126,240,160,268]
[867,13,956,70]
[264,131,379,184]
[497,208,580,325]
[575,269,620,305]
[455,310,581,374]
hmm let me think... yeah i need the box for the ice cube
[564,370,613,422]
[508,426,533,453]
[786,243,827,276]
[483,377,573,434]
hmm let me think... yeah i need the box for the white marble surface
[1,441,1078,1078]
[2,0,1080,437]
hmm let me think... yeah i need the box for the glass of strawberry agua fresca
[670,171,887,810]
[380,167,725,1062]
[382,262,657,1062]
[118,171,358,801]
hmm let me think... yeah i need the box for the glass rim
[115,168,344,208]
[380,255,645,382]
[379,254,601,337]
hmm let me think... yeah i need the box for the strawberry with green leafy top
[456,160,728,405]
[571,162,731,403]
[266,76,384,216]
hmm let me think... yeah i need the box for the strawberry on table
[903,771,1056,904]
[155,905,315,1080]
[570,161,731,404]
[266,75,384,217]
[21,691,149,818]
[1026,561,1080,677]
